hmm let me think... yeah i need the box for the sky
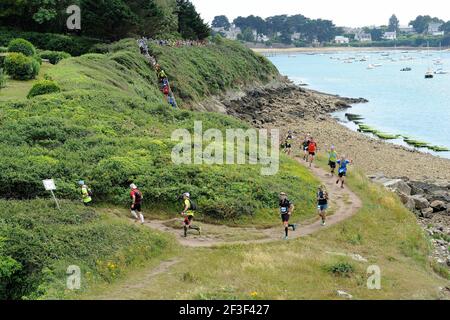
[190,0,450,28]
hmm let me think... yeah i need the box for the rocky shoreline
[370,175,450,268]
[199,78,450,272]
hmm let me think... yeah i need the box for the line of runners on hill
[78,133,353,240]
[137,37,178,108]
[146,38,210,47]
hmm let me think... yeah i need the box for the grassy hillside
[0,39,313,222]
[0,199,173,300]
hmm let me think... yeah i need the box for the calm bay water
[269,50,450,159]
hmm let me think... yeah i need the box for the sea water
[269,50,450,159]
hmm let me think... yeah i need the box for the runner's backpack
[189,199,197,211]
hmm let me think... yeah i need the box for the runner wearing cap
[130,184,145,224]
[181,192,201,237]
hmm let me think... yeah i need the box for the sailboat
[434,42,444,65]
[424,42,434,79]
[434,68,448,75]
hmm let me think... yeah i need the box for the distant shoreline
[252,46,450,54]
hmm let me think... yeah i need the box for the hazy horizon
[191,0,450,28]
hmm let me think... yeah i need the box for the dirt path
[142,157,362,247]
[93,159,363,299]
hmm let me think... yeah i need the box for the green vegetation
[0,38,313,223]
[352,121,448,151]
[0,61,53,102]
[8,38,36,57]
[27,79,61,99]
[4,52,40,80]
[325,261,355,278]
[0,29,103,56]
[0,68,5,88]
[403,138,429,148]
[0,199,173,299]
[345,113,364,121]
[82,167,445,300]
[358,124,378,134]
[38,50,71,65]
[373,132,400,140]
[428,146,450,152]
[0,0,209,41]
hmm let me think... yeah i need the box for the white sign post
[43,179,61,211]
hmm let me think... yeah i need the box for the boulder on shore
[430,200,446,212]
[398,193,416,211]
[384,179,412,196]
[421,207,434,218]
[411,195,430,210]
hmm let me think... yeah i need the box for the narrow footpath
[142,158,362,247]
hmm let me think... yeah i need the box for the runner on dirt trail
[181,192,201,237]
[328,146,338,176]
[284,131,294,156]
[302,134,311,161]
[308,137,318,168]
[336,156,353,189]
[317,185,329,226]
[130,184,145,224]
[279,192,296,240]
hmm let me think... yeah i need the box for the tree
[233,15,267,35]
[409,15,444,34]
[176,0,210,40]
[240,27,255,42]
[440,21,450,34]
[212,15,230,30]
[364,27,384,41]
[388,14,399,32]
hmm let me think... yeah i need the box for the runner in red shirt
[308,137,318,168]
[130,184,145,224]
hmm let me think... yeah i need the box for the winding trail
[93,158,363,299]
[142,157,362,248]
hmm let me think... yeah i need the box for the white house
[227,25,242,40]
[334,36,350,44]
[291,32,301,41]
[354,32,372,42]
[399,25,416,34]
[383,31,397,40]
[256,34,270,42]
[428,23,444,36]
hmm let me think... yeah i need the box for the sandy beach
[251,46,448,54]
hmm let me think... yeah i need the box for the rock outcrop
[370,174,450,269]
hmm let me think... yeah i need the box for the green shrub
[27,80,61,98]
[38,50,71,65]
[0,68,6,88]
[8,38,36,56]
[0,29,104,56]
[0,46,7,53]
[326,261,355,277]
[4,52,39,80]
